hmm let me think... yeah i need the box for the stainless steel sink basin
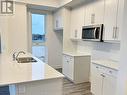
[16,57,37,63]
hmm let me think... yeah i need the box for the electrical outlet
[18,85,25,94]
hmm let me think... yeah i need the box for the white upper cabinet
[84,3,94,26]
[85,0,105,26]
[53,8,63,31]
[103,0,120,41]
[93,0,105,24]
[70,6,85,39]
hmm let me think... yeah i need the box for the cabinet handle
[66,61,69,63]
[109,71,112,74]
[114,27,117,39]
[74,29,78,38]
[101,74,105,77]
[115,27,119,39]
[113,27,116,39]
[91,13,95,24]
[96,66,99,69]
[56,20,58,28]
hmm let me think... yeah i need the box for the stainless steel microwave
[82,24,103,42]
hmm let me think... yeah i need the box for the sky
[32,14,45,35]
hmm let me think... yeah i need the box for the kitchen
[0,0,127,95]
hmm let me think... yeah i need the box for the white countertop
[63,52,91,57]
[0,53,64,86]
[92,59,119,70]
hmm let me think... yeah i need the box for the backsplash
[77,41,120,61]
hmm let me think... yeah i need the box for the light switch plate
[18,85,25,94]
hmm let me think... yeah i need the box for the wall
[0,2,28,53]
[46,12,63,68]
[117,0,127,94]
[0,16,9,53]
[77,41,120,61]
[7,3,28,53]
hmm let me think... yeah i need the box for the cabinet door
[70,6,85,39]
[68,56,74,80]
[116,0,124,41]
[93,0,105,24]
[63,55,70,77]
[54,9,63,30]
[85,0,104,25]
[91,64,103,95]
[54,13,59,29]
[85,3,94,26]
[103,74,117,95]
[103,0,119,41]
[62,55,74,80]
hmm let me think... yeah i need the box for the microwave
[82,24,103,42]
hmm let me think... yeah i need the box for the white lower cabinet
[63,54,91,83]
[102,73,117,95]
[91,64,103,95]
[63,55,74,80]
[91,63,117,95]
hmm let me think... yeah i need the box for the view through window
[32,14,47,62]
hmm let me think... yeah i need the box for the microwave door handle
[94,28,97,38]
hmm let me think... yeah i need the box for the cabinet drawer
[104,68,118,77]
[63,55,69,62]
[92,63,105,72]
[69,56,74,62]
[63,55,74,62]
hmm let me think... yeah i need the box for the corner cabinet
[103,0,121,41]
[70,5,85,40]
[91,63,118,95]
[53,8,64,31]
[62,53,91,83]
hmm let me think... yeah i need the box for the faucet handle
[12,52,17,61]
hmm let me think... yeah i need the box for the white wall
[0,16,9,53]
[117,0,127,94]
[7,3,28,53]
[77,41,120,61]
[46,13,63,68]
[0,3,27,53]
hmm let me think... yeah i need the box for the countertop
[92,59,119,70]
[63,52,91,57]
[0,53,64,86]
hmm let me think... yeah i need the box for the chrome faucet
[15,51,26,60]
